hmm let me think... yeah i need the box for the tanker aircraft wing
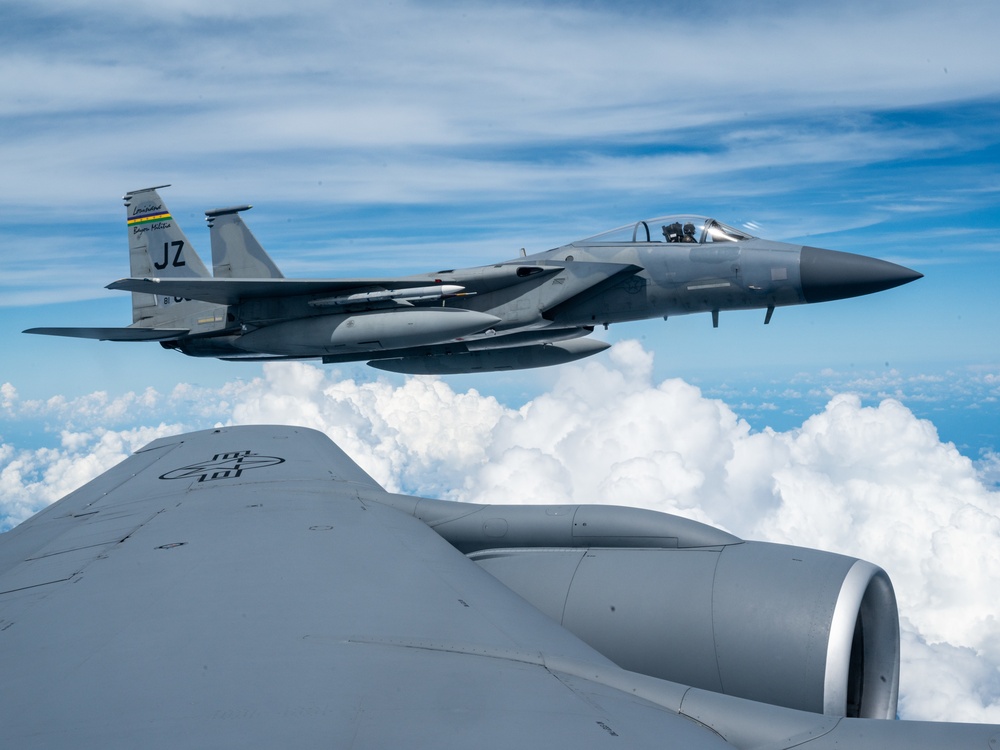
[26,186,922,374]
[0,425,996,748]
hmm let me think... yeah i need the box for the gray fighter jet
[0,424,995,747]
[27,186,922,374]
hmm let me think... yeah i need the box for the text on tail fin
[123,185,216,325]
[123,185,210,279]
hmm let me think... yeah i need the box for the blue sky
[3,3,998,365]
[4,0,998,447]
[2,0,1000,721]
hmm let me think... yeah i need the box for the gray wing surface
[0,426,730,749]
[105,277,464,305]
[103,261,622,306]
[22,326,189,341]
[4,426,997,749]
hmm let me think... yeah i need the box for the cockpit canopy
[579,216,756,245]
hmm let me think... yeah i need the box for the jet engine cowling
[470,541,899,719]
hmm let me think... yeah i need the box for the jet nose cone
[800,246,923,304]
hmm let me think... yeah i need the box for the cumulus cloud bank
[2,341,999,721]
[0,424,184,531]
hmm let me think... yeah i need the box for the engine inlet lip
[823,561,900,719]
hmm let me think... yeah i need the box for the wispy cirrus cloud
[1,1,998,207]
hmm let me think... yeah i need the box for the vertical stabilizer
[206,205,284,279]
[123,186,215,326]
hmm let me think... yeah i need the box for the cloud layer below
[2,341,999,722]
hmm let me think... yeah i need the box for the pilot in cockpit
[681,223,698,243]
[662,222,683,242]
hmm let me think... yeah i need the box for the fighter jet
[26,186,922,374]
[0,424,996,747]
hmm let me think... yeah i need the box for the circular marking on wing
[159,452,285,482]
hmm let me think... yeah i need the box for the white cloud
[977,451,1000,488]
[899,626,1000,723]
[3,352,1000,720]
[0,424,183,530]
[217,342,997,722]
[228,362,506,495]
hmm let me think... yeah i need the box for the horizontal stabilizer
[24,326,188,342]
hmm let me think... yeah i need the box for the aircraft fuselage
[27,194,922,374]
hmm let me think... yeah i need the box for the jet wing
[105,262,589,308]
[0,426,729,748]
[105,276,454,306]
[22,326,188,341]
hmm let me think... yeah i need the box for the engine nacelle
[470,541,899,719]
